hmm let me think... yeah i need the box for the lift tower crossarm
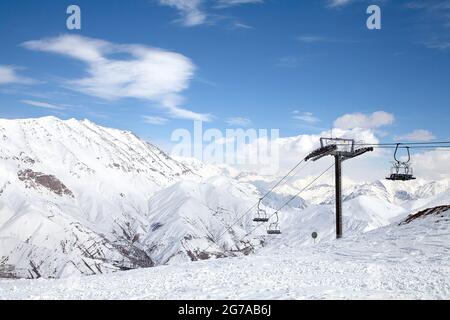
[305,144,337,162]
[342,147,374,161]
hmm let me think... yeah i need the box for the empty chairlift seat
[386,145,416,181]
[253,198,269,223]
[267,212,281,235]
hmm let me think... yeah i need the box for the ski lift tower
[305,138,374,239]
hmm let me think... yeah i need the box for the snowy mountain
[238,174,450,207]
[0,116,449,280]
[142,176,263,265]
[0,117,258,278]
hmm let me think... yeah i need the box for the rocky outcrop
[18,169,74,197]
[401,205,450,225]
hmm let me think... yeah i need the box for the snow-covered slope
[1,206,448,299]
[0,117,258,278]
[267,195,408,250]
[221,173,449,249]
[142,176,264,265]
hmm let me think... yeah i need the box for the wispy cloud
[168,106,212,121]
[326,0,354,8]
[231,21,254,29]
[23,34,211,121]
[421,39,450,49]
[21,99,65,110]
[159,0,207,26]
[297,35,331,43]
[296,35,358,44]
[405,0,450,12]
[158,0,262,27]
[326,0,384,9]
[226,117,252,127]
[405,1,450,49]
[293,111,321,124]
[394,129,436,142]
[216,0,263,9]
[406,0,450,27]
[0,65,35,85]
[142,115,169,125]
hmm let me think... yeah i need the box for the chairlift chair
[386,145,416,181]
[267,212,281,235]
[253,198,269,223]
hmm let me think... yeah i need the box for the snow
[1,209,448,299]
[0,117,255,277]
[142,176,262,264]
[0,116,449,298]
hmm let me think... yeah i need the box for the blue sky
[0,0,449,147]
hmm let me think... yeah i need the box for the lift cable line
[253,160,311,223]
[238,162,335,242]
[330,141,450,149]
[369,146,450,149]
[259,159,307,200]
[353,141,450,146]
[273,163,335,214]
[204,157,310,252]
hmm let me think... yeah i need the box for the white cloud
[334,111,395,130]
[274,127,380,155]
[142,115,169,125]
[159,0,262,26]
[327,0,353,8]
[422,39,450,50]
[168,105,212,121]
[293,112,320,124]
[297,35,331,43]
[0,65,35,85]
[296,35,357,44]
[226,117,252,127]
[394,129,436,142]
[159,0,207,26]
[405,1,450,49]
[231,22,254,29]
[215,127,449,181]
[412,149,450,180]
[187,122,383,177]
[238,126,383,177]
[21,99,65,110]
[174,108,449,181]
[406,0,450,28]
[23,35,210,121]
[216,0,263,8]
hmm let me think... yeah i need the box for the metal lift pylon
[305,138,374,239]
